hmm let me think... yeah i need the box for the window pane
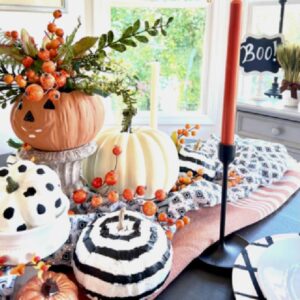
[239,3,300,101]
[110,6,206,112]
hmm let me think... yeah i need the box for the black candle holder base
[198,233,248,271]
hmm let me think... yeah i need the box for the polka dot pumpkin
[0,160,69,233]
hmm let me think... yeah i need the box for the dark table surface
[1,154,299,300]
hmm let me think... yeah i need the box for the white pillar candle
[150,62,160,130]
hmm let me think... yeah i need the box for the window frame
[90,0,231,136]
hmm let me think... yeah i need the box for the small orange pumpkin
[16,271,78,300]
[11,91,105,151]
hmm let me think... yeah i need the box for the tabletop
[1,154,299,300]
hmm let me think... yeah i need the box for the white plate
[257,237,300,300]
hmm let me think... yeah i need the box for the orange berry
[46,42,52,50]
[187,171,193,178]
[22,56,34,68]
[11,30,18,39]
[38,49,50,61]
[0,255,8,265]
[91,195,103,208]
[155,189,166,201]
[17,78,27,88]
[182,216,191,225]
[191,130,197,137]
[183,130,189,137]
[197,168,204,175]
[112,145,122,156]
[183,177,192,184]
[3,74,14,84]
[176,219,185,229]
[40,73,55,90]
[48,89,60,101]
[72,189,87,204]
[55,73,66,88]
[5,31,11,38]
[185,124,191,129]
[136,185,146,196]
[108,191,119,203]
[50,39,61,49]
[177,129,183,135]
[142,201,157,216]
[53,9,62,19]
[158,212,168,222]
[91,177,103,189]
[15,74,23,82]
[122,188,134,201]
[68,210,75,215]
[42,61,56,73]
[60,70,70,78]
[57,37,64,44]
[47,23,57,33]
[166,230,173,241]
[104,170,117,186]
[195,124,201,130]
[24,84,44,102]
[179,138,185,144]
[26,69,35,79]
[55,28,64,37]
[49,49,58,59]
[167,218,175,225]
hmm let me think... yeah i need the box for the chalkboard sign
[240,35,283,73]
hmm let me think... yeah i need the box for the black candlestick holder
[198,143,248,271]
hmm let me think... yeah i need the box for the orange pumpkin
[11,91,105,151]
[16,271,78,300]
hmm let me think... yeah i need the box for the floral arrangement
[0,9,173,131]
[277,43,300,98]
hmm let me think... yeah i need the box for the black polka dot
[23,187,37,197]
[37,168,45,175]
[55,198,62,208]
[37,204,46,215]
[46,183,54,191]
[0,169,8,177]
[17,224,27,232]
[3,207,14,219]
[18,165,27,173]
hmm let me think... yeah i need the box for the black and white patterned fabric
[232,233,300,299]
[163,135,294,219]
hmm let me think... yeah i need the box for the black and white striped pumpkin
[73,210,173,300]
[0,160,69,232]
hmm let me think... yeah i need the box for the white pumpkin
[0,160,69,232]
[72,209,172,300]
[83,127,179,197]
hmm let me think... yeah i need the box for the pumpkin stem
[117,207,126,231]
[6,176,19,194]
[41,279,59,297]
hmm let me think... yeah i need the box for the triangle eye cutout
[24,111,34,122]
[43,99,55,110]
[18,102,23,110]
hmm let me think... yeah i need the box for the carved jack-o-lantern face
[11,91,105,152]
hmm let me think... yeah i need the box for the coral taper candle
[150,62,160,130]
[221,0,242,145]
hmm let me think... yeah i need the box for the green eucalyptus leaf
[122,39,137,47]
[154,19,161,26]
[97,49,107,59]
[167,16,174,25]
[110,43,127,52]
[72,36,98,57]
[148,29,158,36]
[161,28,167,36]
[1,102,7,109]
[135,35,149,43]
[107,30,114,43]
[0,45,24,63]
[98,34,107,49]
[133,20,141,33]
[122,26,133,38]
[145,21,150,30]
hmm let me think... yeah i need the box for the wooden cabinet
[236,101,300,161]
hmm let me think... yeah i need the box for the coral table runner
[155,168,300,297]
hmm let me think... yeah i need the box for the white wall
[0,1,89,154]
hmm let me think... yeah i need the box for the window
[93,0,221,128]
[239,0,300,101]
